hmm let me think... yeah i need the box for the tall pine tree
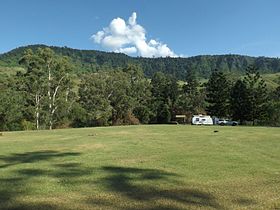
[243,65,268,125]
[230,79,249,124]
[206,69,230,118]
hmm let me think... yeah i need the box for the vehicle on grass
[218,119,238,126]
[192,115,213,125]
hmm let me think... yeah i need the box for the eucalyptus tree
[19,49,46,129]
[20,48,73,130]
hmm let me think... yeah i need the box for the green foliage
[230,80,249,124]
[206,69,230,118]
[123,64,153,123]
[2,45,280,79]
[176,89,206,120]
[0,89,24,131]
[150,72,179,123]
[18,48,75,129]
[157,103,172,123]
[78,72,114,126]
[21,119,35,130]
[78,65,152,126]
[229,66,269,125]
[177,68,206,118]
[183,68,199,95]
[1,46,280,130]
[108,70,138,125]
[264,101,280,127]
[243,65,268,125]
[275,86,280,100]
[262,79,280,126]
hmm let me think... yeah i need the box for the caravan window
[196,118,199,121]
[202,119,206,121]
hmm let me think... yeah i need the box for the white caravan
[192,115,213,125]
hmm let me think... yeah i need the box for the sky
[1,0,280,57]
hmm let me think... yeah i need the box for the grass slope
[262,72,280,89]
[0,125,279,210]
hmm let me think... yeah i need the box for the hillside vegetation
[1,45,280,79]
[262,72,280,89]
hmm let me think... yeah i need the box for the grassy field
[0,125,279,210]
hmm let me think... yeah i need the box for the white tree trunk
[35,93,40,130]
[48,74,65,130]
[47,62,53,130]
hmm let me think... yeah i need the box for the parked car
[218,119,238,126]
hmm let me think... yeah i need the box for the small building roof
[175,115,186,118]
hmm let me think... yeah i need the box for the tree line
[1,48,280,131]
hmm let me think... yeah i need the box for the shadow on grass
[1,203,60,210]
[85,166,223,210]
[0,150,82,210]
[0,151,229,209]
[233,197,257,206]
[0,150,81,169]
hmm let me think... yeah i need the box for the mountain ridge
[1,44,280,79]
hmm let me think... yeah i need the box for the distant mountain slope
[1,44,280,79]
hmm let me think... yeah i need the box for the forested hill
[1,44,280,79]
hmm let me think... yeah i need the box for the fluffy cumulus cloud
[92,12,177,57]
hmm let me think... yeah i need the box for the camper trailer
[192,115,213,125]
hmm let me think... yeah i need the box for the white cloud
[128,12,137,26]
[115,47,137,54]
[91,12,177,57]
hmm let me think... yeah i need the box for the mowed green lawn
[0,125,279,210]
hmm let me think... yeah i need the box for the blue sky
[1,0,280,57]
